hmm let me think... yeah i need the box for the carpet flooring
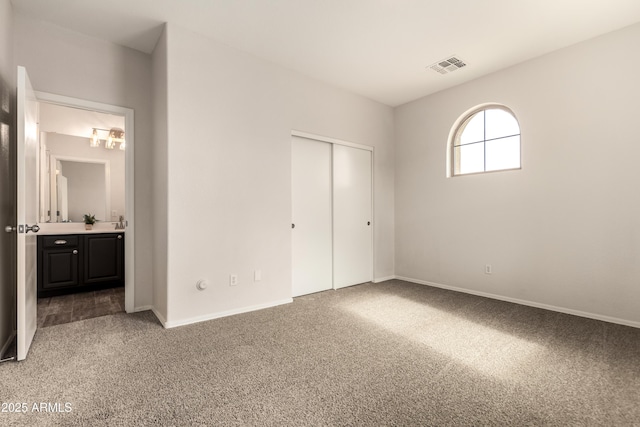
[1,280,639,426]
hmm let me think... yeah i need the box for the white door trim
[35,91,136,313]
[291,130,373,152]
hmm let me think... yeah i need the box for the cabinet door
[83,234,124,284]
[41,248,80,289]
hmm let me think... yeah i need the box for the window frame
[447,104,521,177]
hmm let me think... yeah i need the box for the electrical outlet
[254,270,262,282]
[485,264,492,275]
[229,274,238,286]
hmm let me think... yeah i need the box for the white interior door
[17,66,39,361]
[291,136,332,297]
[333,144,372,289]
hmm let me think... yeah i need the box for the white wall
[161,24,394,326]
[394,23,640,325]
[151,25,168,322]
[47,133,125,221]
[14,14,154,309]
[0,0,15,356]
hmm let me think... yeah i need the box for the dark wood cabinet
[38,233,124,298]
[40,235,80,291]
[83,233,124,284]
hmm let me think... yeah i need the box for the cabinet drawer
[42,235,79,249]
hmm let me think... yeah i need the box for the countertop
[36,223,126,235]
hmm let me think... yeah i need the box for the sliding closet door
[291,137,333,297]
[333,144,372,289]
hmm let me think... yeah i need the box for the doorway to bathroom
[32,92,135,330]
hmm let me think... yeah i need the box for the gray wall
[0,0,15,357]
[394,23,640,325]
[14,14,154,309]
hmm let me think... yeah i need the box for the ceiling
[11,0,640,106]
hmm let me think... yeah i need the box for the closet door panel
[291,137,333,296]
[333,145,372,289]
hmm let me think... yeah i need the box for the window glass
[485,109,520,140]
[455,142,484,174]
[459,112,484,145]
[485,135,520,171]
[451,105,520,176]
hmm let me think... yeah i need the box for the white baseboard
[395,276,640,329]
[163,298,293,329]
[1,331,16,359]
[373,275,396,283]
[133,305,153,313]
[151,307,168,328]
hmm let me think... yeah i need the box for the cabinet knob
[72,250,78,255]
[117,235,123,239]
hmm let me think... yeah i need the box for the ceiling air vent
[429,56,467,75]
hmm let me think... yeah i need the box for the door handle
[25,224,40,234]
[4,226,16,233]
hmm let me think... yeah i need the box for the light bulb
[90,129,100,147]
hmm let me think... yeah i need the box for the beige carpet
[1,280,639,426]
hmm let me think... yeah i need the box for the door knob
[25,224,40,233]
[4,226,16,233]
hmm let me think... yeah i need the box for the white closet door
[291,137,333,297]
[333,144,372,289]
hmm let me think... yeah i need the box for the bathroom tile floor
[37,287,125,328]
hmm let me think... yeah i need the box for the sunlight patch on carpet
[339,295,543,380]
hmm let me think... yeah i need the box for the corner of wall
[150,23,169,322]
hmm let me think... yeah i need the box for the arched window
[449,104,520,176]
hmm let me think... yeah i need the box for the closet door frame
[291,130,374,291]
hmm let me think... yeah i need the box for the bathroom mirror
[38,103,125,224]
[49,156,110,222]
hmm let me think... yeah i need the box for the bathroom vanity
[37,230,124,298]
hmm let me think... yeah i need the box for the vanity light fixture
[105,132,115,149]
[90,128,100,148]
[88,127,125,150]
